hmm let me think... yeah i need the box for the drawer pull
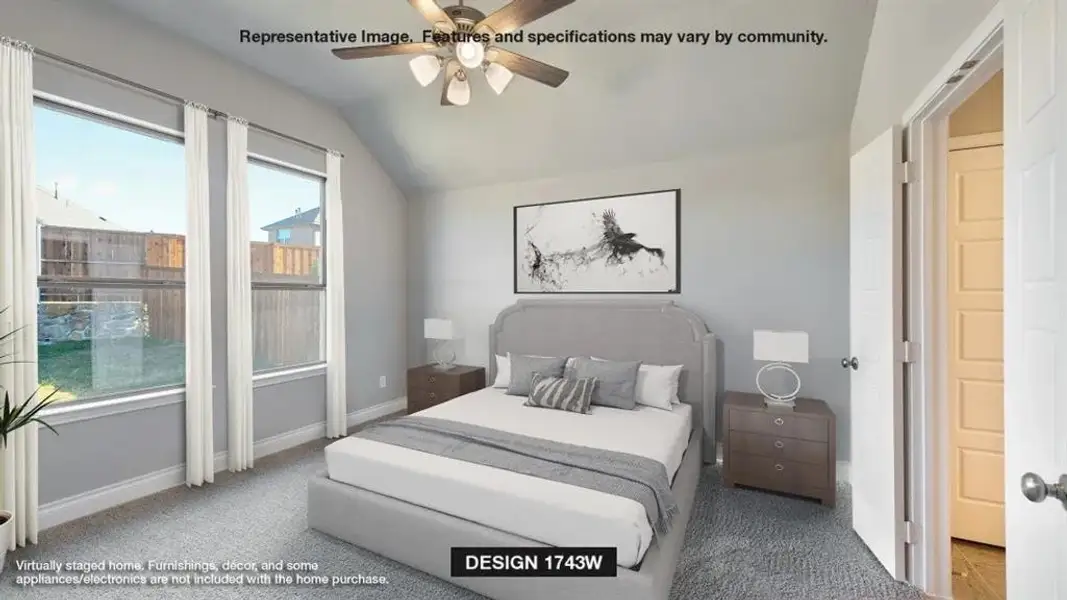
[428,376,436,384]
[774,440,785,449]
[773,417,784,426]
[774,464,785,471]
[428,392,436,400]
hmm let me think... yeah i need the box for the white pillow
[592,357,683,411]
[492,354,577,388]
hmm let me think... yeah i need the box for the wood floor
[952,539,1005,600]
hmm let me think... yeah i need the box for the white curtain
[225,116,253,471]
[325,150,348,438]
[184,101,214,486]
[0,37,39,551]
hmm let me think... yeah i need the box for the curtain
[325,150,348,438]
[0,36,38,551]
[184,101,213,486]
[225,116,253,471]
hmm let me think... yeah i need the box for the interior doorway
[943,70,1006,600]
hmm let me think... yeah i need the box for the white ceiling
[99,0,877,194]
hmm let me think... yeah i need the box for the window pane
[252,289,323,371]
[38,286,186,403]
[35,104,186,282]
[248,161,323,284]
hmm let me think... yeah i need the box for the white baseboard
[39,397,407,532]
[714,442,851,483]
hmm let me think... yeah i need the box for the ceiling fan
[332,0,576,106]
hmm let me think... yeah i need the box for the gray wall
[3,0,407,505]
[409,134,855,458]
[850,0,999,152]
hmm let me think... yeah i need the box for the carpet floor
[0,439,923,600]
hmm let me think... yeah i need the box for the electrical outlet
[379,376,387,388]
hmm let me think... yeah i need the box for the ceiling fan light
[455,41,485,69]
[484,62,514,95]
[446,74,471,106]
[409,55,442,87]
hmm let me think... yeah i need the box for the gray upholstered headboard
[488,300,717,464]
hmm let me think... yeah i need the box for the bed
[308,300,718,600]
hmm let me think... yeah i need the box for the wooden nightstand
[722,391,837,506]
[406,364,486,414]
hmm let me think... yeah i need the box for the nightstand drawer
[729,453,831,493]
[408,390,451,413]
[729,409,829,442]
[729,431,828,465]
[408,371,453,394]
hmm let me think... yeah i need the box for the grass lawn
[38,337,186,402]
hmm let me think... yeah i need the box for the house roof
[261,206,320,231]
[36,187,127,231]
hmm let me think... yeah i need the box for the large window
[35,103,186,403]
[248,160,325,372]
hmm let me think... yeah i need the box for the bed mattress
[324,387,692,568]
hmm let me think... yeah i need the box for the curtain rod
[34,49,342,158]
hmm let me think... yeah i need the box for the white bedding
[324,387,693,568]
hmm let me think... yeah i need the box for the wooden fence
[39,225,323,366]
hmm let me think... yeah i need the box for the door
[947,144,1006,547]
[848,126,906,580]
[1004,0,1067,597]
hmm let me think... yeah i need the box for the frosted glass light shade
[455,41,485,69]
[424,318,455,340]
[484,62,514,95]
[446,75,471,106]
[753,330,809,363]
[409,55,442,87]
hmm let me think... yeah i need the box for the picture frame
[513,188,681,294]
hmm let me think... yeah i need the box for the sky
[34,104,323,243]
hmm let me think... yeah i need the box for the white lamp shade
[455,41,485,69]
[446,74,471,105]
[424,318,455,340]
[409,55,442,87]
[484,62,514,95]
[753,330,809,363]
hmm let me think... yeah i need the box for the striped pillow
[523,373,598,414]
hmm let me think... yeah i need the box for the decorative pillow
[592,357,683,410]
[523,373,598,414]
[505,354,568,396]
[493,354,577,389]
[571,357,640,409]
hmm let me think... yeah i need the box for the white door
[848,126,906,580]
[1003,0,1067,597]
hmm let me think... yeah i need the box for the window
[248,160,325,372]
[34,103,186,403]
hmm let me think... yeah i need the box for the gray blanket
[354,415,678,539]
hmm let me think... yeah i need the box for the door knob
[841,357,859,370]
[1021,472,1067,507]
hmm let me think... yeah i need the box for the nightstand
[722,390,837,506]
[406,364,486,414]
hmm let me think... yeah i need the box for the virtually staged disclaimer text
[238,29,828,46]
[13,560,387,588]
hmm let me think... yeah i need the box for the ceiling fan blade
[410,0,456,28]
[476,0,577,35]
[440,60,461,106]
[332,43,436,60]
[487,48,569,87]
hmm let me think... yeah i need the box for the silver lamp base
[432,343,456,371]
[756,362,800,412]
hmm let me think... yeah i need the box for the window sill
[42,386,186,426]
[252,363,327,388]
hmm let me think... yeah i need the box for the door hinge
[899,340,918,364]
[895,160,915,184]
[904,520,919,545]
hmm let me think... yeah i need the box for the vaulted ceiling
[99,0,878,194]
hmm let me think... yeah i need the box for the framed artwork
[513,188,681,293]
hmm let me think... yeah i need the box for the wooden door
[947,142,1005,547]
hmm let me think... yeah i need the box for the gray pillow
[524,373,597,414]
[505,354,568,396]
[571,357,640,409]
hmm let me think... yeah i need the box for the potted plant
[0,310,59,573]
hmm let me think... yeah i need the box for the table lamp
[424,318,456,371]
[753,330,809,410]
